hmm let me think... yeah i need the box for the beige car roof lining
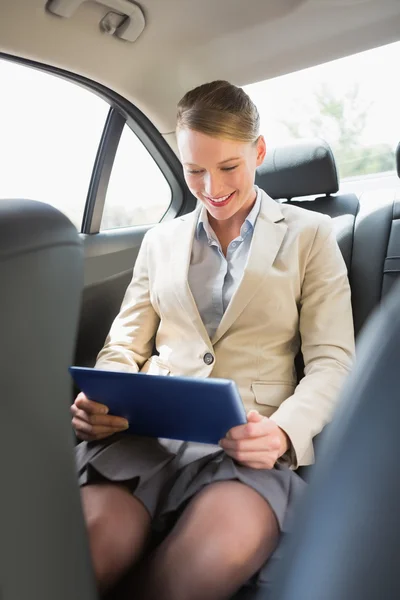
[0,0,399,133]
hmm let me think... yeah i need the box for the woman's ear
[256,135,267,167]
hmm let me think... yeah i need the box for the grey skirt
[76,433,306,589]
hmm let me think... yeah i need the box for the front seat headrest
[255,138,339,200]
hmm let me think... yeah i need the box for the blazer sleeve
[270,216,355,468]
[95,232,160,372]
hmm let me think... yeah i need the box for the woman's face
[177,128,266,222]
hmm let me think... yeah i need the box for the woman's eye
[187,169,204,175]
[221,165,238,172]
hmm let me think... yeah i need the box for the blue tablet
[69,366,247,445]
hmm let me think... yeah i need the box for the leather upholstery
[272,278,400,600]
[0,199,97,600]
[256,139,358,273]
[255,138,338,200]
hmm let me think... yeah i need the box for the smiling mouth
[204,191,236,207]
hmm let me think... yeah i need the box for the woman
[72,80,355,599]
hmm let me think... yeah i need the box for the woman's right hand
[71,392,130,441]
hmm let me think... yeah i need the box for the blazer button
[203,352,214,365]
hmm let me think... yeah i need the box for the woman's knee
[80,483,151,587]
[82,481,148,521]
[168,481,279,565]
[141,481,280,600]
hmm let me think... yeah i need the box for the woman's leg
[137,480,279,600]
[81,483,151,594]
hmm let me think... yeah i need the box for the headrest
[0,199,78,259]
[255,138,339,200]
[396,142,400,178]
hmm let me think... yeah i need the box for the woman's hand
[71,392,129,441]
[219,410,289,469]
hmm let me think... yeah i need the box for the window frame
[0,52,193,233]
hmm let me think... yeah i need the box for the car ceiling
[0,0,399,134]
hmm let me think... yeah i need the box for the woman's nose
[204,173,223,198]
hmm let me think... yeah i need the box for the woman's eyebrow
[218,157,241,164]
[184,156,241,167]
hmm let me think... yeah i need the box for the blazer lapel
[212,191,287,345]
[170,208,213,349]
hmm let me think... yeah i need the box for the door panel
[73,229,153,399]
[75,228,149,367]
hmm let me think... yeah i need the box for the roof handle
[46,0,145,43]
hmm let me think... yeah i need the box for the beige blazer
[96,189,355,467]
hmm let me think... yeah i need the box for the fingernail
[102,407,109,415]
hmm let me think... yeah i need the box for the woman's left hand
[219,410,289,469]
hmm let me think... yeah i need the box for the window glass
[101,124,172,230]
[244,41,400,185]
[0,58,108,229]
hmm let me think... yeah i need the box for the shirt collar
[196,186,262,241]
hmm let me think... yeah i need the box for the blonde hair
[176,80,260,144]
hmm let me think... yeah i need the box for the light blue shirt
[188,188,262,340]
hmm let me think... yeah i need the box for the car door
[0,54,196,368]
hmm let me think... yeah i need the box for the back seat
[350,190,399,335]
[256,138,400,336]
[255,138,359,273]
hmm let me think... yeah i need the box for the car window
[101,124,172,230]
[0,58,109,230]
[244,41,400,190]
